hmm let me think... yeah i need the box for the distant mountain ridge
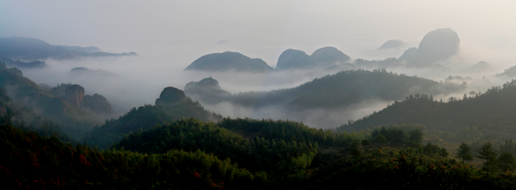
[0,37,136,67]
[185,28,465,73]
[185,69,466,111]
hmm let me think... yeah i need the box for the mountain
[0,62,115,138]
[184,77,231,104]
[276,47,351,70]
[407,28,460,67]
[186,69,465,111]
[496,66,516,78]
[467,61,493,72]
[338,80,516,138]
[0,55,45,68]
[184,51,273,72]
[69,67,117,78]
[378,40,404,49]
[83,86,222,149]
[0,37,136,62]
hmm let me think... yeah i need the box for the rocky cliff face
[155,87,187,105]
[83,94,111,113]
[184,77,231,104]
[64,84,85,108]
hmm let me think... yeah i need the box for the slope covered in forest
[83,87,222,149]
[187,69,465,111]
[338,80,516,138]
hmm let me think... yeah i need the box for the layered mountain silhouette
[185,46,351,72]
[185,28,466,73]
[0,37,136,67]
[185,69,465,111]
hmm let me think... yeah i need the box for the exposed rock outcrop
[83,94,112,113]
[184,77,231,104]
[155,87,187,105]
[64,84,85,108]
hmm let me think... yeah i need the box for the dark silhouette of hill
[83,86,222,149]
[338,80,516,138]
[187,69,465,111]
[276,47,350,70]
[0,37,136,62]
[185,51,273,72]
[0,55,45,68]
[69,67,117,78]
[358,29,460,68]
[407,28,460,67]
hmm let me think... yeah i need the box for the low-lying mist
[15,37,515,129]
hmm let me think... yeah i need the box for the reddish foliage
[193,171,201,178]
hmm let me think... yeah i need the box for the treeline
[0,124,266,189]
[190,69,465,111]
[1,120,514,189]
[113,118,317,182]
[338,80,516,139]
[83,99,222,149]
[0,62,101,139]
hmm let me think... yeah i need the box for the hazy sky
[1,1,515,68]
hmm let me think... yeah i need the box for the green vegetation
[190,69,465,110]
[83,100,222,149]
[1,118,514,189]
[339,80,516,140]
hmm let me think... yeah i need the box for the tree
[408,129,423,148]
[351,147,362,157]
[476,142,498,177]
[350,139,359,150]
[361,139,370,151]
[498,151,515,172]
[439,148,448,158]
[456,142,473,164]
[375,135,387,147]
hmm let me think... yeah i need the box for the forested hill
[338,80,516,137]
[189,69,465,110]
[83,87,223,149]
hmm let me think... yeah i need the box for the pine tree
[456,142,473,164]
[476,142,498,177]
[498,151,515,172]
[361,139,370,151]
